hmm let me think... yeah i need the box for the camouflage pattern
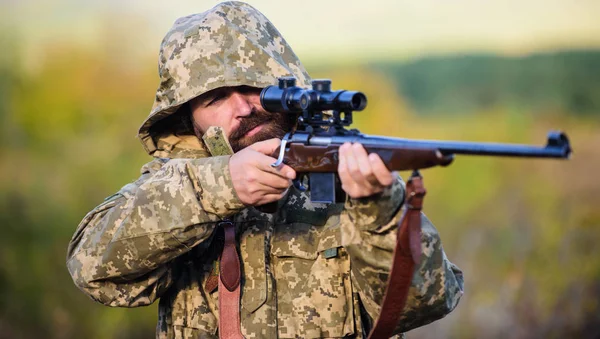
[202,126,234,156]
[138,1,311,156]
[66,1,463,338]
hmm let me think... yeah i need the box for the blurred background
[1,0,599,338]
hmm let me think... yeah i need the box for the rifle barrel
[308,131,571,159]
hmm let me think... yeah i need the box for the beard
[227,109,297,152]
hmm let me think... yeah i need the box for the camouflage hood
[138,1,311,156]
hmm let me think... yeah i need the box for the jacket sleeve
[341,175,464,333]
[66,156,244,307]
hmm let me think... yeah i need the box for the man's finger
[353,143,380,187]
[368,153,395,186]
[247,150,296,180]
[338,143,360,194]
[248,140,296,179]
[257,174,292,191]
[269,163,296,180]
[248,138,282,157]
[262,159,296,180]
[346,143,373,189]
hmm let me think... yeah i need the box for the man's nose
[230,92,253,118]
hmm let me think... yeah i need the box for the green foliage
[374,50,600,116]
[0,35,158,338]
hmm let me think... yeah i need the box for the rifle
[260,77,572,338]
[260,77,572,204]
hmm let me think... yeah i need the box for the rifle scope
[260,77,367,113]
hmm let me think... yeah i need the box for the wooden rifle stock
[273,131,570,173]
[279,143,454,172]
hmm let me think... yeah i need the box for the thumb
[248,138,281,156]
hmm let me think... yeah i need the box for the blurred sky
[3,0,600,66]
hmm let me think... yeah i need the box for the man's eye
[206,92,227,106]
[207,96,223,105]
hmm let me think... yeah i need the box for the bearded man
[67,2,463,338]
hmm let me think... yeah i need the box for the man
[67,2,464,338]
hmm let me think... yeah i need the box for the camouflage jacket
[66,2,463,338]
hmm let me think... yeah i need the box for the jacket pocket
[239,222,268,313]
[168,325,218,339]
[271,221,355,338]
[159,258,219,337]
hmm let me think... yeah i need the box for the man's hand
[229,138,296,206]
[338,142,395,199]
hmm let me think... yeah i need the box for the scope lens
[351,93,367,110]
[260,86,282,113]
[336,91,367,111]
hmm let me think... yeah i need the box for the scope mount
[263,77,367,135]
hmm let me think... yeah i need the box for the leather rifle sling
[202,128,244,338]
[368,172,426,339]
[218,221,245,339]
